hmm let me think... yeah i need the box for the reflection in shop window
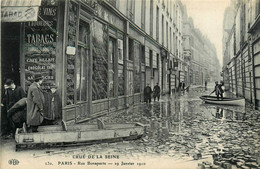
[118,37,124,96]
[134,41,141,93]
[108,38,115,97]
[76,20,89,102]
[92,20,108,100]
[118,39,123,64]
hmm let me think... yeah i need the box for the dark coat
[5,86,26,110]
[27,82,45,126]
[43,90,61,120]
[153,85,161,97]
[7,98,27,124]
[144,86,152,100]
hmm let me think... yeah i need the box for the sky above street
[181,0,231,67]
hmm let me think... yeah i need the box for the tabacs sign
[1,7,39,22]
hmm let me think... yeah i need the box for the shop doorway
[1,22,21,86]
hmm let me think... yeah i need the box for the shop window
[118,36,124,96]
[134,41,141,93]
[92,20,108,100]
[128,71,134,95]
[141,45,145,64]
[118,65,124,96]
[108,38,116,97]
[118,39,124,64]
[129,38,134,61]
[76,20,89,102]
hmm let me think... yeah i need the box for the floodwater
[1,85,259,169]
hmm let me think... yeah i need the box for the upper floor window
[128,0,135,21]
[108,0,117,8]
[256,0,260,16]
[141,0,146,29]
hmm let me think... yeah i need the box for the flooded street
[1,85,260,169]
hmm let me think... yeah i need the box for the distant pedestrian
[153,83,161,101]
[27,74,45,133]
[178,82,182,94]
[144,83,152,103]
[182,81,185,94]
[205,81,207,90]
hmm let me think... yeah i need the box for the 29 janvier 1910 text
[44,154,146,166]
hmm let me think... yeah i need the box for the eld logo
[8,159,19,165]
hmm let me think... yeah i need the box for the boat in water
[200,95,245,106]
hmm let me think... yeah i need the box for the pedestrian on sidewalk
[144,83,152,103]
[2,79,26,138]
[153,83,161,101]
[42,83,61,125]
[182,81,185,94]
[27,74,45,133]
[205,80,207,91]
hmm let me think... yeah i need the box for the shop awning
[1,0,42,22]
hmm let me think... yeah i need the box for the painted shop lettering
[27,65,46,70]
[1,10,22,18]
[27,34,54,45]
[28,21,54,27]
[27,75,54,80]
[26,58,55,62]
[43,8,56,16]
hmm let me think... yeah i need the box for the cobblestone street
[1,85,260,169]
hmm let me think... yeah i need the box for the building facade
[222,0,260,108]
[183,17,220,86]
[1,0,220,129]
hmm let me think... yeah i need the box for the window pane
[79,20,89,44]
[81,47,88,101]
[76,47,81,101]
[118,64,124,96]
[92,20,108,100]
[108,39,115,97]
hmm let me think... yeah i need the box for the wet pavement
[1,85,260,169]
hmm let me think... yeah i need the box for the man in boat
[210,81,223,100]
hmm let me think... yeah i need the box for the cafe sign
[1,6,39,22]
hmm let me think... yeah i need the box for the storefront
[1,0,152,127]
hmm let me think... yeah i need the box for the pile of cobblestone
[85,99,260,161]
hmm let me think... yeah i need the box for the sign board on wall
[1,7,39,22]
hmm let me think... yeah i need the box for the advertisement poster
[1,0,260,169]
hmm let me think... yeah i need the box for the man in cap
[2,79,25,138]
[26,74,45,132]
[42,83,61,125]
